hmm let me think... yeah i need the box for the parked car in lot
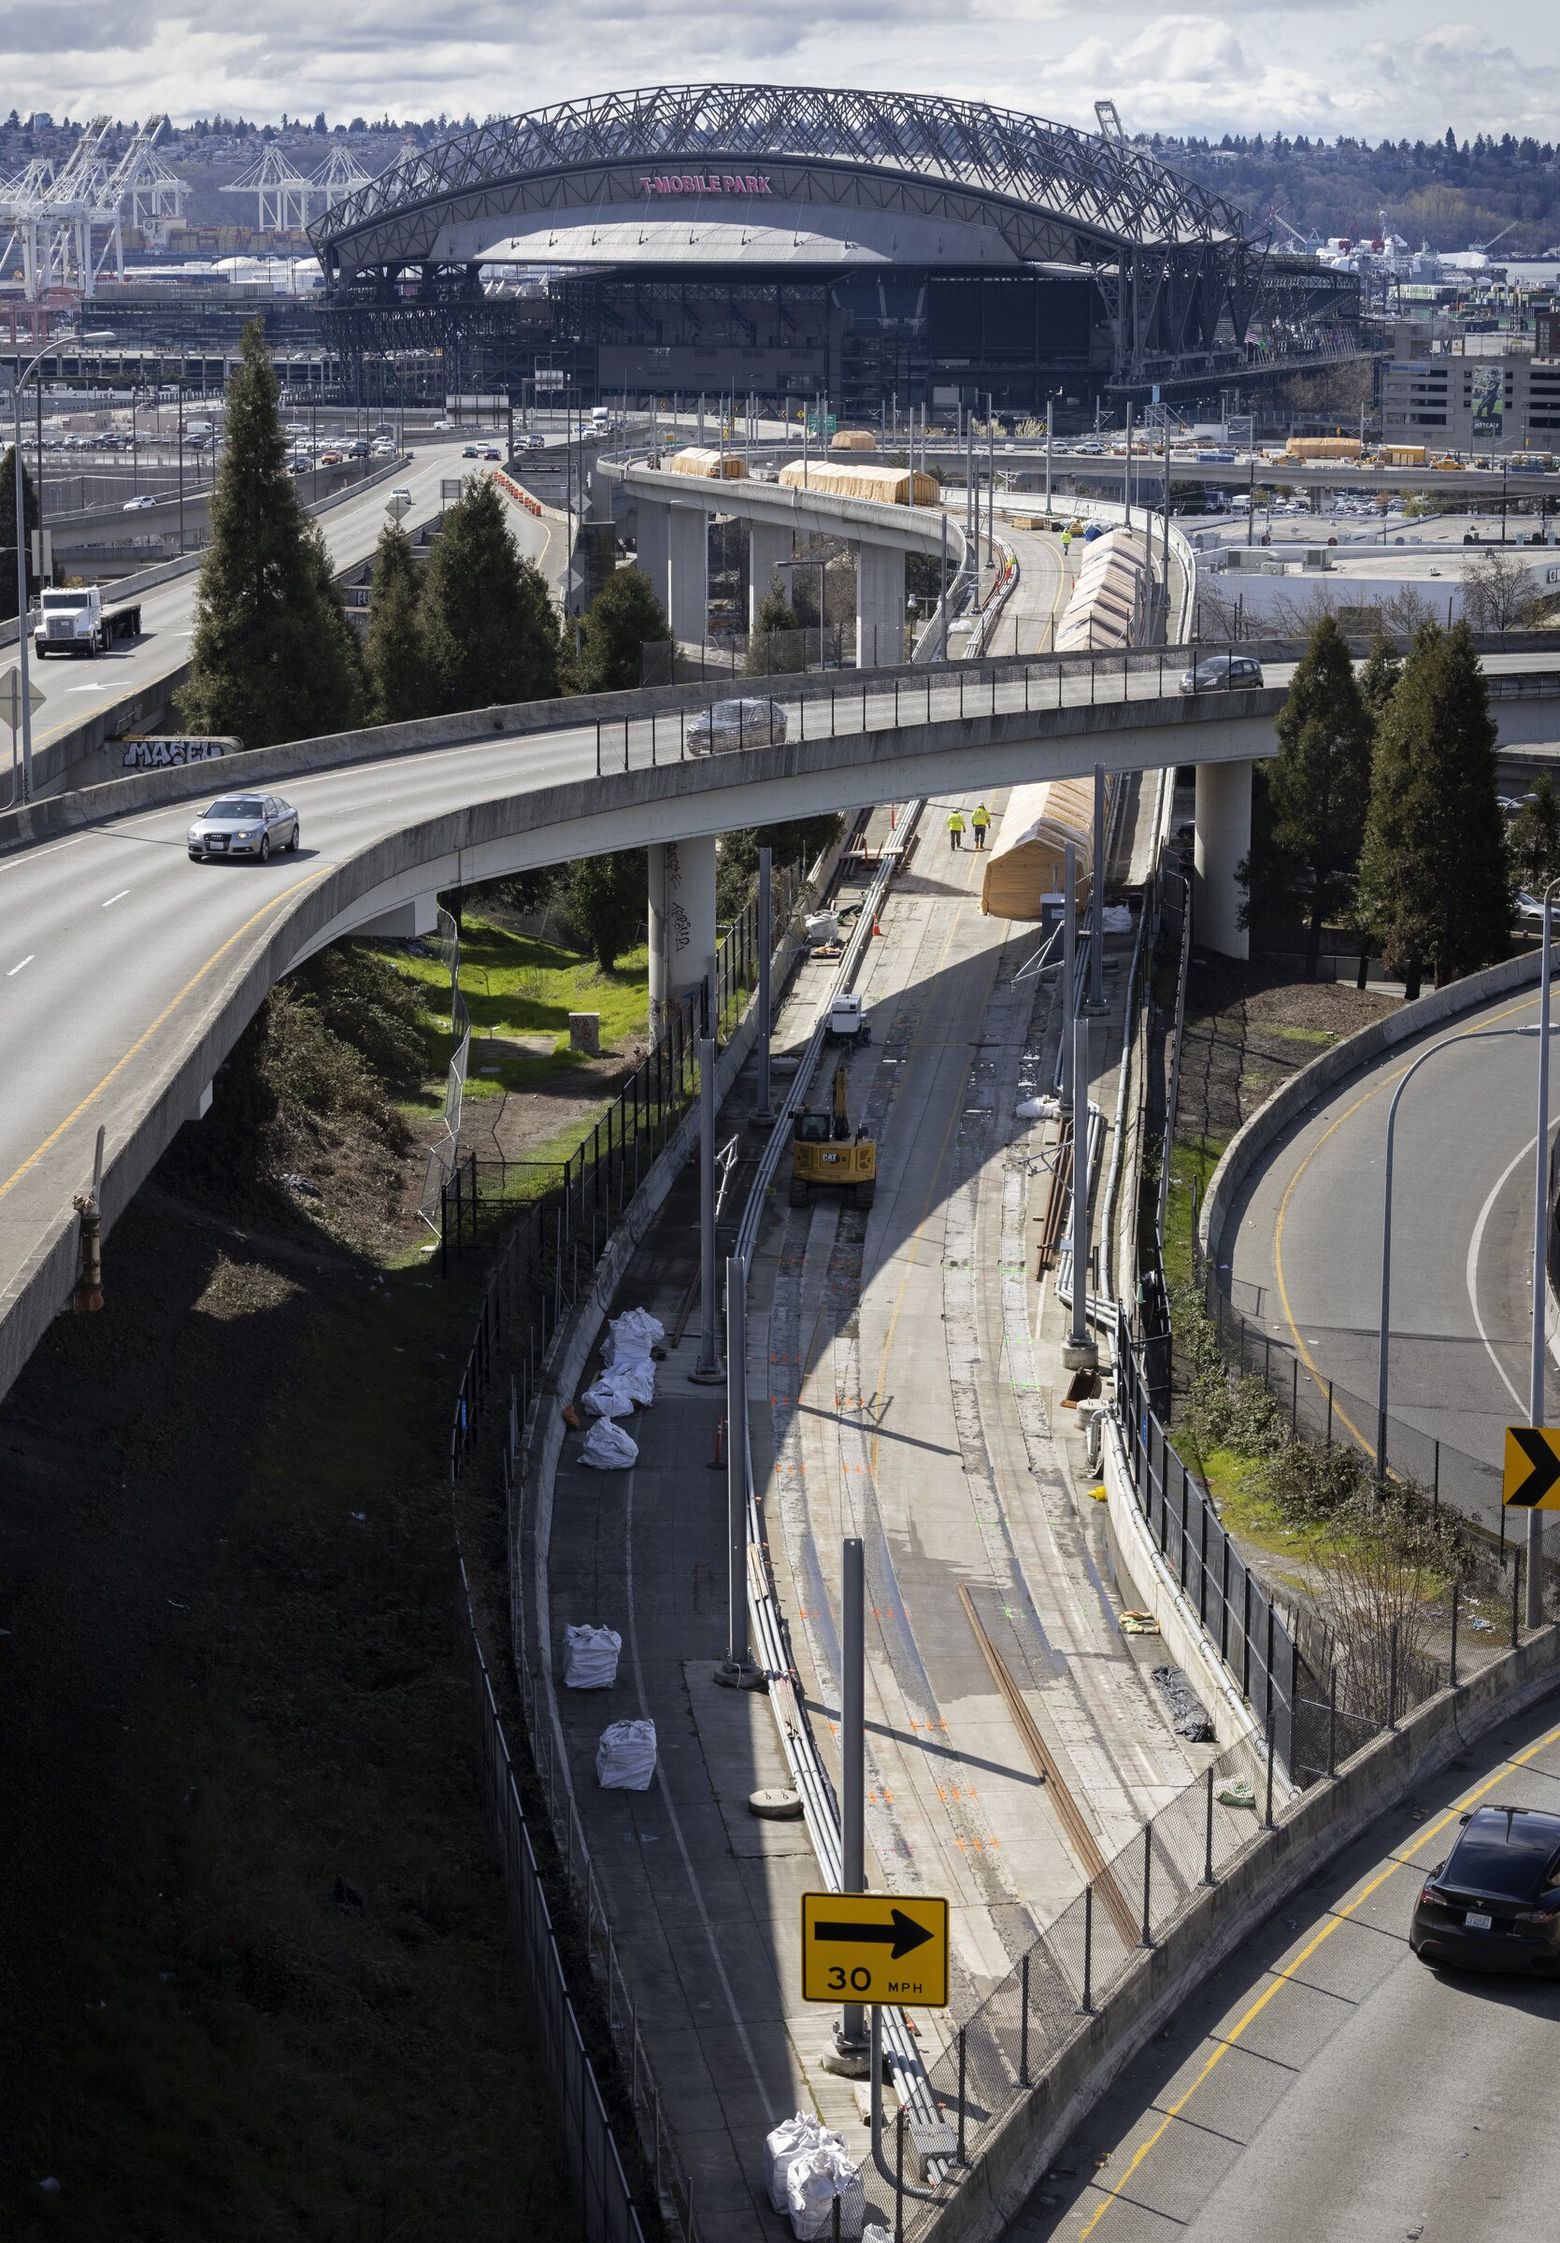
[687,697,789,753]
[1411,1805,1560,1975]
[187,793,301,863]
[1178,654,1266,694]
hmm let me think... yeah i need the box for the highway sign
[1503,1426,1560,1509]
[386,493,410,521]
[0,667,45,737]
[801,1892,948,2008]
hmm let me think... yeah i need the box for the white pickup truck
[33,585,144,657]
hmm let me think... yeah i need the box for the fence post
[1387,1622,1400,1730]
[895,2109,905,2243]
[1019,1950,1031,2085]
[1512,1550,1523,1649]
[1450,1580,1460,1688]
[1081,1884,1094,2011]
[1203,1766,1216,1883]
[1326,1664,1338,1778]
[957,2028,967,2161]
[1264,1725,1276,1829]
[1326,1379,1334,1449]
[1291,1355,1299,1431]
[1141,1825,1153,1946]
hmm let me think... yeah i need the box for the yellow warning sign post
[1502,1426,1560,1510]
[800,1892,949,2008]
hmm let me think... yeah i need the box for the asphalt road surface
[1225,982,1559,1530]
[1011,1687,1560,2243]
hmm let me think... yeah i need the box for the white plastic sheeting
[580,1418,639,1470]
[581,1355,657,1418]
[602,1307,665,1366]
[563,1625,623,1690]
[1016,1094,1061,1121]
[596,1718,657,1791]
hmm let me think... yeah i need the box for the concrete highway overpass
[3,644,1560,1418]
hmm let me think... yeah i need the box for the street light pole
[1530,890,1560,1623]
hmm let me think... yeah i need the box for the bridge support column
[855,542,905,670]
[648,836,717,1037]
[666,505,710,644]
[749,519,794,633]
[1194,759,1251,962]
[634,498,671,613]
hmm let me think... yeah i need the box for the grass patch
[1161,1129,1229,1292]
[388,919,649,1100]
[1266,1022,1340,1048]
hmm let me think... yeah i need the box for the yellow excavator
[789,1064,877,1209]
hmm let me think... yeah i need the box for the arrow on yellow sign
[1502,1426,1560,1510]
[800,1891,948,2007]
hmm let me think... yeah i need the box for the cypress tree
[1358,628,1401,724]
[1357,623,1508,999]
[1509,773,1560,896]
[178,320,363,747]
[746,582,804,677]
[573,567,671,694]
[564,850,645,974]
[363,524,432,723]
[418,478,563,712]
[1268,614,1374,977]
[0,445,39,624]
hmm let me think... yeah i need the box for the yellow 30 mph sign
[801,1892,949,2008]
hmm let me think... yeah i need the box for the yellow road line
[0,871,326,1206]
[1077,1714,1560,2238]
[1270,990,1540,1462]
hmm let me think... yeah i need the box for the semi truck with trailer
[33,585,144,657]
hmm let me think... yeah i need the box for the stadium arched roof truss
[311,85,1271,386]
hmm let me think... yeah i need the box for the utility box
[569,1012,601,1056]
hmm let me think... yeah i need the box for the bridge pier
[749,520,794,632]
[1194,759,1252,961]
[666,507,710,643]
[856,542,905,670]
[648,835,717,1036]
[634,498,671,613]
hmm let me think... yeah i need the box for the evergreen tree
[746,582,804,677]
[1357,624,1508,999]
[178,320,363,747]
[0,444,39,625]
[572,567,671,694]
[564,850,644,974]
[363,524,432,722]
[1509,774,1560,896]
[1358,628,1401,723]
[1268,614,1374,977]
[418,478,562,712]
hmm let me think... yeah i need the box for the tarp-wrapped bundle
[1055,529,1150,652]
[776,460,940,507]
[580,1418,639,1469]
[829,429,877,452]
[664,447,749,479]
[980,776,1111,920]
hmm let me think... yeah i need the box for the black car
[1178,654,1265,695]
[1410,1805,1560,1976]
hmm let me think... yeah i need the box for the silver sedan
[187,793,301,862]
[687,697,789,754]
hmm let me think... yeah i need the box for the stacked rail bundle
[1055,528,1149,652]
[979,775,1113,920]
[663,447,749,479]
[776,459,941,505]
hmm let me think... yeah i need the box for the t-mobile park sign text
[639,173,773,196]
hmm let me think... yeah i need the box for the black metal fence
[1116,1303,1302,1774]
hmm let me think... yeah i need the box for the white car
[122,494,158,511]
[390,485,413,505]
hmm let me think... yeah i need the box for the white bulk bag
[596,1718,657,1791]
[788,2144,865,2240]
[765,2115,822,2214]
[563,1625,622,1690]
[1016,1094,1060,1121]
[581,1418,639,1470]
[582,1366,637,1419]
[602,1307,665,1365]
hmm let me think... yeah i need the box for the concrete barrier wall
[1200,946,1544,1272]
[931,1622,1560,2243]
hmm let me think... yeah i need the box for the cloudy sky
[6,1,1559,143]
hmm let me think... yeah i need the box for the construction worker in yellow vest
[947,807,966,850]
[971,803,991,851]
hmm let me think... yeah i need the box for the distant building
[1381,348,1560,450]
